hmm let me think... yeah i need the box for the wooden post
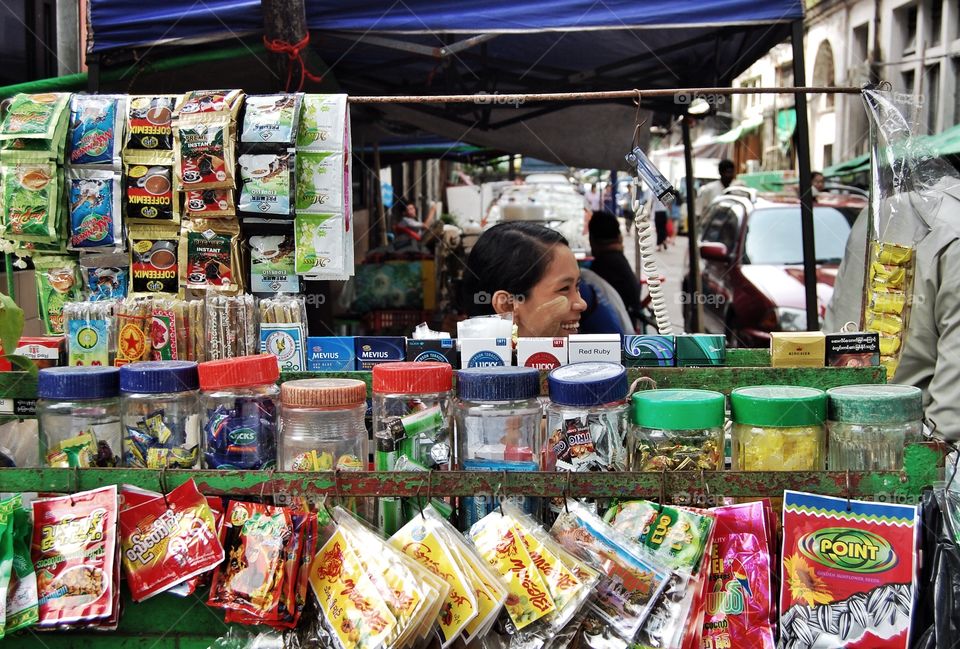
[262,0,308,86]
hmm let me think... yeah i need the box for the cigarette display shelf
[0,348,940,648]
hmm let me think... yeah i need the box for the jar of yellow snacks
[730,386,827,471]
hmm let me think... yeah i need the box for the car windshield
[743,206,851,265]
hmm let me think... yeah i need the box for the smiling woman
[462,222,587,337]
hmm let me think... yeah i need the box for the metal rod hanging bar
[347,86,863,104]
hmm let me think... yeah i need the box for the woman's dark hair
[462,222,569,316]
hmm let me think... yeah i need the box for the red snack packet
[700,502,775,649]
[31,485,119,627]
[119,479,223,602]
[166,495,224,598]
[208,501,292,617]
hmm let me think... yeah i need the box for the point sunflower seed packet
[780,490,919,649]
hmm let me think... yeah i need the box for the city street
[624,224,688,333]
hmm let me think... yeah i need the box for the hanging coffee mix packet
[0,93,71,152]
[126,95,177,151]
[67,168,122,250]
[179,218,241,292]
[174,115,235,191]
[241,94,301,146]
[34,255,83,334]
[175,89,243,117]
[239,151,294,216]
[67,94,125,167]
[1,159,59,243]
[124,151,177,222]
[184,188,234,218]
[244,220,298,295]
[129,224,180,295]
[81,251,129,301]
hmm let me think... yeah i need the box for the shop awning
[776,107,797,149]
[823,121,960,178]
[716,113,765,143]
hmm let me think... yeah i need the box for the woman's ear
[492,290,515,314]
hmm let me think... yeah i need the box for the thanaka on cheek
[518,296,570,337]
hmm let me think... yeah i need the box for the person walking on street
[697,159,737,228]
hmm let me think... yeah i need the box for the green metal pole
[4,253,14,300]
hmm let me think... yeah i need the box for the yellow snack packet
[874,241,913,266]
[512,521,584,612]
[865,311,904,335]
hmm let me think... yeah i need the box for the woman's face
[513,245,586,337]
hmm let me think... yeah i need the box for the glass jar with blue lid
[38,366,121,467]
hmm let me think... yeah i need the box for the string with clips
[625,90,676,335]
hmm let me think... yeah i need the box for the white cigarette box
[568,334,622,364]
[459,337,512,368]
[517,337,568,370]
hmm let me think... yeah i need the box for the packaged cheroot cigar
[64,300,116,366]
[204,293,259,360]
[150,297,192,361]
[114,297,153,366]
[258,295,307,371]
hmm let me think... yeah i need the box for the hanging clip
[497,470,508,515]
[628,376,657,398]
[160,466,171,509]
[70,466,81,506]
[658,468,668,513]
[415,481,426,520]
[333,469,343,508]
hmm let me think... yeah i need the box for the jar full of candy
[120,361,201,468]
[544,362,629,472]
[731,385,827,471]
[197,353,280,469]
[38,366,122,467]
[631,389,725,471]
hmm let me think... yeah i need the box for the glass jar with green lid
[731,386,827,471]
[827,384,923,471]
[631,389,726,471]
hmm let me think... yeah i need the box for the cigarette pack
[460,338,512,368]
[406,338,457,366]
[306,336,355,371]
[622,335,675,367]
[567,333,621,364]
[675,334,725,367]
[770,332,826,368]
[13,336,65,369]
[516,337,567,370]
[260,324,306,372]
[825,331,880,367]
[354,336,406,370]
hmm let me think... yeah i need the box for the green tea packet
[603,500,714,574]
[0,496,17,638]
[294,212,347,277]
[295,151,343,214]
[296,94,347,152]
[34,255,83,334]
[0,93,72,154]
[3,497,36,635]
[1,159,59,243]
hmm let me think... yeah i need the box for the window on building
[898,3,919,54]
[823,144,833,169]
[813,41,836,110]
[954,58,960,124]
[931,0,944,45]
[777,63,794,88]
[903,69,916,95]
[926,63,940,132]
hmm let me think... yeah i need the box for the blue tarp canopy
[85,0,804,168]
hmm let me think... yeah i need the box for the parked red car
[682,189,866,346]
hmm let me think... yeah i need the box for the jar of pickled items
[827,384,922,470]
[120,361,201,468]
[38,366,122,467]
[731,386,827,471]
[280,379,368,472]
[631,389,725,471]
[545,362,629,472]
[197,353,280,470]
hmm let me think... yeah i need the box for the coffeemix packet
[129,224,180,296]
[34,255,83,334]
[67,94,125,167]
[179,218,242,293]
[184,188,235,219]
[243,220,298,295]
[1,158,59,243]
[123,152,177,223]
[66,168,122,250]
[81,251,129,301]
[241,94,301,146]
[238,151,294,217]
[174,115,235,191]
[126,95,177,151]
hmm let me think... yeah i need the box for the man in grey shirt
[825,178,960,439]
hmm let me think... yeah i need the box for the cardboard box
[568,334,621,364]
[675,334,726,367]
[307,336,355,371]
[770,332,827,368]
[623,335,675,367]
[406,338,457,366]
[825,332,880,367]
[260,324,307,372]
[460,338,512,368]
[517,337,567,370]
[354,336,406,370]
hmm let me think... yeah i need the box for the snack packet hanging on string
[119,479,223,602]
[700,501,775,649]
[208,501,292,618]
[333,506,443,648]
[126,95,177,151]
[0,496,18,638]
[67,168,122,250]
[5,497,38,634]
[604,500,714,575]
[81,252,128,301]
[124,152,177,222]
[31,485,119,627]
[779,491,918,649]
[2,159,59,243]
[239,151,294,216]
[550,500,669,644]
[34,255,83,334]
[389,507,479,647]
[185,187,235,218]
[469,507,558,632]
[67,94,125,167]
[165,495,225,598]
[174,115,236,191]
[176,89,243,117]
[242,94,301,146]
[129,224,180,296]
